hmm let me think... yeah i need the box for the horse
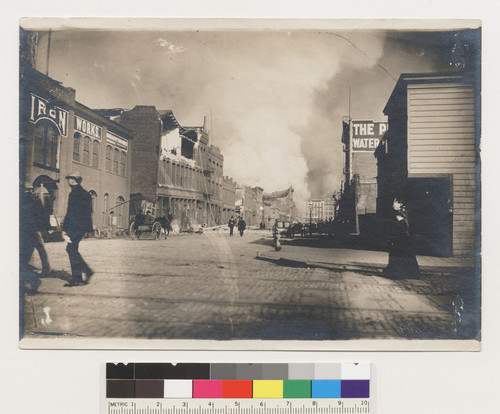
[153,215,173,239]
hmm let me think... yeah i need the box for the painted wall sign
[351,120,388,152]
[29,93,68,136]
[106,131,128,151]
[75,115,102,139]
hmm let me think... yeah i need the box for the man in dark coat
[20,183,42,293]
[31,176,55,275]
[237,217,246,237]
[62,172,94,286]
[228,215,236,236]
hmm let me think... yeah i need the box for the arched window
[89,190,97,222]
[116,196,125,227]
[106,146,112,171]
[92,140,100,168]
[103,193,109,225]
[73,133,81,162]
[120,151,126,176]
[113,148,119,173]
[33,122,59,169]
[82,136,91,165]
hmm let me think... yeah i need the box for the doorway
[406,177,453,257]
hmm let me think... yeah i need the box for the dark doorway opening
[406,177,452,257]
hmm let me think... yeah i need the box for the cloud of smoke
[44,29,449,218]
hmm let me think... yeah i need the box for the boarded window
[92,140,100,168]
[113,148,119,174]
[106,146,112,171]
[82,136,91,165]
[120,151,126,176]
[73,133,81,162]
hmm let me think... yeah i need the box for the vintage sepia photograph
[18,19,481,349]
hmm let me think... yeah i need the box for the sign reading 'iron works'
[351,120,388,152]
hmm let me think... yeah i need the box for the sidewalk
[257,235,476,277]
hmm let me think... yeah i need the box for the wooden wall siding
[407,82,478,256]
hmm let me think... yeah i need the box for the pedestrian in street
[29,176,54,275]
[384,197,421,279]
[228,215,236,236]
[237,216,246,237]
[62,172,94,287]
[20,183,42,293]
[272,220,281,251]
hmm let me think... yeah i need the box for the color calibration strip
[106,363,370,399]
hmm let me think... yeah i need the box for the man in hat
[31,175,56,275]
[62,172,94,286]
[20,181,42,293]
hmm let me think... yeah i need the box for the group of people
[227,216,246,237]
[21,171,94,293]
[21,176,420,296]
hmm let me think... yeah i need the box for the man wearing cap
[62,172,94,286]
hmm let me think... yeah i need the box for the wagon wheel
[152,221,162,240]
[130,221,139,240]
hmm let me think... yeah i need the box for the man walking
[31,176,55,275]
[237,216,246,237]
[228,215,236,236]
[62,172,94,287]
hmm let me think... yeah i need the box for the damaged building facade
[262,187,295,226]
[235,185,264,227]
[102,106,230,230]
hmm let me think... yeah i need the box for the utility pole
[45,29,52,76]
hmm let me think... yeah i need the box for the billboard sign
[351,120,388,152]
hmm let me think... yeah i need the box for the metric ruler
[105,398,371,414]
[105,363,373,414]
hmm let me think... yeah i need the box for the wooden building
[376,72,480,257]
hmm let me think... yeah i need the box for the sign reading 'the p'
[351,120,387,152]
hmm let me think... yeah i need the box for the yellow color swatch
[253,380,283,398]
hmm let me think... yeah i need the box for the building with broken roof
[103,106,230,229]
[262,186,295,226]
[235,185,264,227]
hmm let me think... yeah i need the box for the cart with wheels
[129,220,162,240]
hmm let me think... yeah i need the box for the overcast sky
[29,26,480,212]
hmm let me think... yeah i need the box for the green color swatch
[283,380,311,398]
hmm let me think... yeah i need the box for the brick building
[304,196,336,223]
[222,176,237,224]
[235,185,264,227]
[20,63,133,235]
[103,106,228,229]
[262,187,295,227]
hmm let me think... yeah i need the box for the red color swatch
[222,380,253,398]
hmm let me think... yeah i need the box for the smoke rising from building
[34,28,468,216]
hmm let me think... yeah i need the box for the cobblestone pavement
[21,229,479,341]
